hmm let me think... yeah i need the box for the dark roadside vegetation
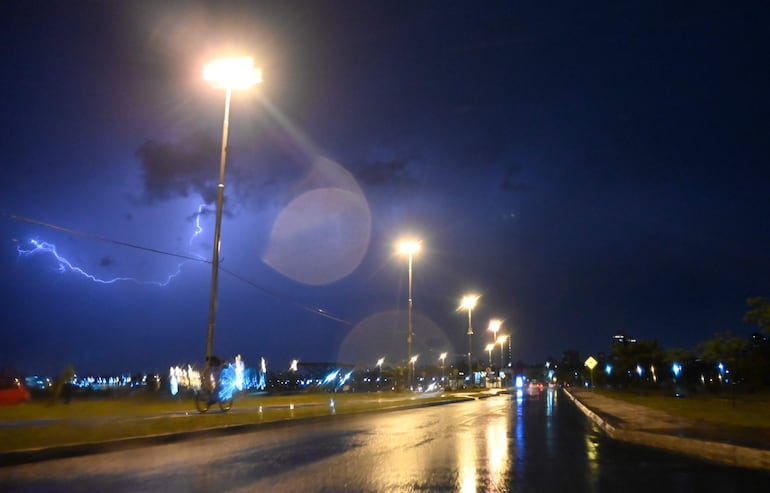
[594,388,770,429]
[549,297,770,423]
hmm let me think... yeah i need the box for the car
[0,377,31,405]
[525,380,544,396]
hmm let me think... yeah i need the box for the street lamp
[497,334,508,369]
[410,354,419,389]
[488,319,502,362]
[485,343,494,365]
[439,352,447,382]
[459,294,479,385]
[398,239,421,390]
[376,357,384,389]
[202,57,262,389]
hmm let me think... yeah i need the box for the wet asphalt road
[3,389,770,492]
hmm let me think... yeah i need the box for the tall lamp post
[439,352,447,383]
[487,319,502,365]
[202,57,262,386]
[459,294,479,386]
[376,357,385,390]
[398,239,421,390]
[485,343,495,366]
[485,343,495,387]
[497,334,508,369]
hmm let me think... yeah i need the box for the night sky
[2,1,769,376]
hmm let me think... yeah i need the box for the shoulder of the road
[3,389,769,471]
[0,391,490,467]
[564,387,770,471]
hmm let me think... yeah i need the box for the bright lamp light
[397,240,421,255]
[460,294,479,310]
[203,57,263,89]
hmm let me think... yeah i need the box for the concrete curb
[563,388,770,471]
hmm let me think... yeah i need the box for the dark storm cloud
[186,206,211,222]
[135,133,220,204]
[99,256,115,267]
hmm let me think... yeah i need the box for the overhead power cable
[1,210,350,325]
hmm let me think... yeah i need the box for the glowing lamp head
[376,357,385,367]
[439,352,447,362]
[485,343,495,352]
[488,319,502,333]
[397,240,421,256]
[497,334,508,345]
[410,355,419,364]
[203,57,262,89]
[460,294,479,311]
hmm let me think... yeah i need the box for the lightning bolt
[189,204,206,246]
[7,209,353,325]
[16,205,211,287]
[17,239,185,286]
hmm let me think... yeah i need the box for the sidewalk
[564,388,770,471]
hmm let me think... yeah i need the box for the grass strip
[0,391,479,453]
[594,389,770,428]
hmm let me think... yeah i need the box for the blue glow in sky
[1,1,769,375]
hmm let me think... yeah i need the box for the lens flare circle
[264,187,371,285]
[337,310,453,366]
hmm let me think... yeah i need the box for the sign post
[584,356,598,389]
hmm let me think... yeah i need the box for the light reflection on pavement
[3,389,770,492]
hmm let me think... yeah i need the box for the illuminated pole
[410,355,418,388]
[398,240,420,390]
[439,352,447,382]
[485,343,494,365]
[488,319,502,366]
[459,295,479,386]
[497,334,508,369]
[202,57,262,385]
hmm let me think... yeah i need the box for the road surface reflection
[3,388,770,492]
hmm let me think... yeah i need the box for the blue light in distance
[515,375,524,389]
